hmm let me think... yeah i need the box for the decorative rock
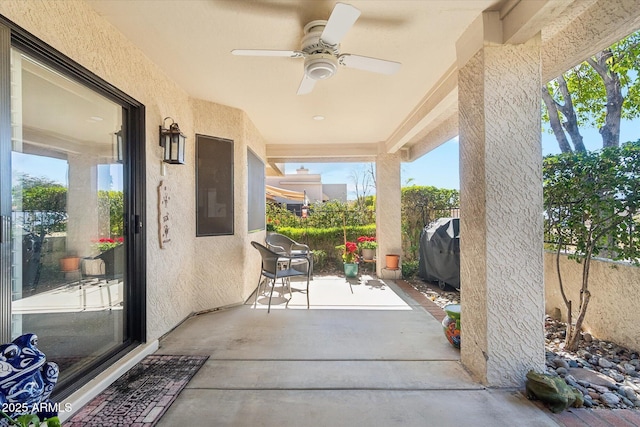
[624,364,636,375]
[599,358,614,369]
[621,396,634,407]
[567,367,616,388]
[635,400,640,408]
[605,370,625,383]
[620,385,637,401]
[568,360,579,368]
[601,392,621,407]
[576,358,591,368]
[577,379,591,388]
[554,358,570,370]
[582,332,593,342]
[556,367,568,376]
[566,380,588,396]
[623,381,640,392]
[589,392,601,401]
[592,384,610,394]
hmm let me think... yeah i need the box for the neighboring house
[266,166,347,204]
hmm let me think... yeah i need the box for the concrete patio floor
[154,275,559,426]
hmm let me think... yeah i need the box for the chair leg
[267,277,276,313]
[254,272,264,308]
[307,274,309,310]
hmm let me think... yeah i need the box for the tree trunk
[556,76,586,152]
[542,86,573,153]
[587,52,623,148]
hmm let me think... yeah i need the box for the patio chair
[251,241,310,312]
[265,233,313,279]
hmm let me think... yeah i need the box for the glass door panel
[10,49,126,383]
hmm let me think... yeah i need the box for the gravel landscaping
[405,276,640,410]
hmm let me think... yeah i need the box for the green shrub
[312,249,327,269]
[401,260,419,279]
[276,225,376,262]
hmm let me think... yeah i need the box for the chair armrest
[268,244,287,254]
[291,242,310,253]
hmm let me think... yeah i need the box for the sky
[299,118,640,199]
[13,118,639,200]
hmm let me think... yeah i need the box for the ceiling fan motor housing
[302,19,339,80]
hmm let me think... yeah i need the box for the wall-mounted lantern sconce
[114,128,124,163]
[159,117,186,164]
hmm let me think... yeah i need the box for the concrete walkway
[155,275,559,426]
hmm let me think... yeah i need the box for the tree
[12,174,68,288]
[98,190,124,237]
[12,174,67,235]
[543,141,640,350]
[349,163,375,214]
[401,186,459,261]
[542,30,640,152]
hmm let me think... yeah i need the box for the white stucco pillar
[457,19,545,386]
[375,152,402,279]
[66,155,99,257]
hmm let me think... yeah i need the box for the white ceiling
[84,0,577,164]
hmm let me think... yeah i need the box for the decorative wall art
[158,180,172,248]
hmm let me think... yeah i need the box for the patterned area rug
[65,354,208,426]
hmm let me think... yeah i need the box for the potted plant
[59,252,80,272]
[357,236,377,260]
[336,241,359,278]
[91,237,124,278]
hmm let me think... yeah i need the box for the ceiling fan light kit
[305,54,338,80]
[231,2,400,94]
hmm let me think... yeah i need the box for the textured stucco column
[375,153,402,279]
[458,36,545,386]
[66,154,99,257]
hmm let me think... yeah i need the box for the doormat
[65,354,208,427]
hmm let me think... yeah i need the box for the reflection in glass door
[10,49,127,384]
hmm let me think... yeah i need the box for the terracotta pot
[60,256,80,272]
[385,254,400,270]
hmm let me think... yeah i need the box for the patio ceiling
[85,0,580,166]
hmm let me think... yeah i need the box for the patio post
[375,152,402,279]
[457,14,545,387]
[66,154,100,258]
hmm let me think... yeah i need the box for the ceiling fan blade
[339,54,401,75]
[296,74,316,95]
[231,49,304,58]
[320,3,361,46]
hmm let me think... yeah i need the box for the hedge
[274,224,376,262]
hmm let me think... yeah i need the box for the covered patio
[1,0,640,424]
[155,276,557,426]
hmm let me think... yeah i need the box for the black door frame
[0,15,146,398]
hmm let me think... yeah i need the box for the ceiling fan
[231,2,401,95]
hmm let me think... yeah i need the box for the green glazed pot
[343,263,358,278]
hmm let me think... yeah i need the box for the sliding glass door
[0,18,146,396]
[10,48,127,384]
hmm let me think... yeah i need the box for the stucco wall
[0,1,266,341]
[459,33,545,387]
[545,252,640,352]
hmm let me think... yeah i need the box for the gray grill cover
[418,217,460,289]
